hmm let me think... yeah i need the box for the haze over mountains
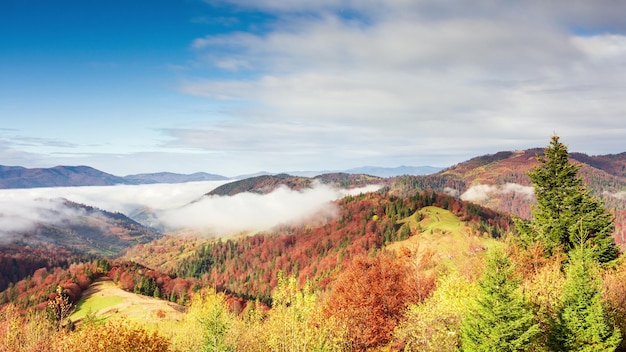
[0,165,442,189]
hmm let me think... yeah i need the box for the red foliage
[322,252,434,351]
[171,190,510,305]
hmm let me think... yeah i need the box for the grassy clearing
[70,278,185,328]
[387,206,502,273]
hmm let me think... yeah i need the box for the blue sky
[1,0,626,177]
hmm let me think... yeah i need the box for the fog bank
[0,181,381,238]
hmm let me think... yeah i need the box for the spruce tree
[460,249,540,351]
[516,135,619,262]
[551,244,621,351]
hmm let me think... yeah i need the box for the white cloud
[176,0,626,170]
[158,183,381,234]
[0,181,382,239]
[604,191,626,200]
[5,0,626,177]
[0,181,229,239]
[0,197,87,241]
[443,187,459,197]
[571,34,626,62]
[460,183,534,202]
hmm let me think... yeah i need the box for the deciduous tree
[322,252,429,351]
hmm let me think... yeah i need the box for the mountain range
[0,166,228,188]
[0,165,442,189]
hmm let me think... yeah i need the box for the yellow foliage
[169,288,235,352]
[0,304,55,352]
[53,320,169,352]
[394,274,477,351]
[603,258,626,350]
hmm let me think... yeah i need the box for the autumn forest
[1,136,626,351]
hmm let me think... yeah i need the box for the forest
[1,136,626,351]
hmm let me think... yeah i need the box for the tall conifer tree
[516,135,619,262]
[551,244,621,351]
[460,249,539,351]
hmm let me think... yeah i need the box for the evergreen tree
[460,249,540,351]
[551,244,621,351]
[516,135,619,262]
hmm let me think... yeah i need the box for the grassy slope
[387,206,502,273]
[70,278,185,327]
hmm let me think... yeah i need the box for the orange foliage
[322,252,435,351]
[603,260,626,349]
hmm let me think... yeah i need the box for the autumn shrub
[169,288,235,352]
[520,254,565,350]
[262,272,347,352]
[229,300,268,352]
[395,273,477,351]
[0,304,55,352]
[603,258,626,350]
[322,252,431,351]
[53,319,169,352]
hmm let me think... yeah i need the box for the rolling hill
[206,173,383,197]
[0,199,162,292]
[388,148,626,246]
[124,190,513,304]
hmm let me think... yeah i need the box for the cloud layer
[175,0,626,171]
[460,183,534,202]
[2,0,626,176]
[0,181,381,239]
[158,183,381,234]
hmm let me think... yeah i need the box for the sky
[1,0,626,177]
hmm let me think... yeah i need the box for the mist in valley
[0,181,382,239]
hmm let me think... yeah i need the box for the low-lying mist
[158,183,382,235]
[460,183,534,202]
[0,181,382,239]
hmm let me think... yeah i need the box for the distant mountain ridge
[0,164,441,189]
[123,171,228,184]
[282,165,443,178]
[0,165,127,189]
[0,165,230,189]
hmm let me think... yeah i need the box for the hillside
[70,277,185,325]
[207,173,383,197]
[125,190,513,304]
[24,199,162,257]
[386,206,502,272]
[389,148,626,245]
[0,199,161,292]
[206,174,311,196]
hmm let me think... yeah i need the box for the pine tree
[460,249,540,351]
[551,243,621,351]
[516,135,619,263]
